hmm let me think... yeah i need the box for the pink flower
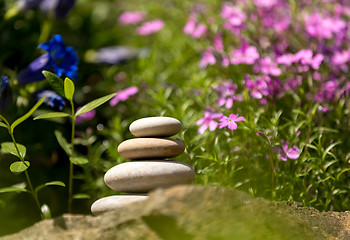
[118,11,145,25]
[274,140,300,161]
[221,5,246,27]
[218,114,245,130]
[75,108,96,124]
[199,48,216,68]
[253,0,278,8]
[183,13,207,39]
[230,44,260,65]
[304,13,346,39]
[245,75,269,99]
[214,33,224,51]
[332,50,350,71]
[255,57,281,76]
[196,111,223,134]
[294,49,324,70]
[136,19,164,35]
[110,86,138,106]
[276,53,295,66]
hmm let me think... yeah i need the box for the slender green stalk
[10,132,44,219]
[38,20,53,45]
[68,100,76,213]
[0,114,44,218]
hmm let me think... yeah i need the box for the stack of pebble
[91,117,195,215]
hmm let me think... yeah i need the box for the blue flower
[0,76,13,112]
[36,90,65,110]
[18,34,79,85]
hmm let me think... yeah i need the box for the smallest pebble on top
[129,116,182,137]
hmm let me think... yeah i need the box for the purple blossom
[136,19,164,35]
[314,80,339,103]
[274,140,300,161]
[118,11,145,25]
[245,75,269,100]
[283,76,302,92]
[75,108,96,124]
[218,114,245,130]
[216,82,242,109]
[196,111,223,134]
[110,86,138,106]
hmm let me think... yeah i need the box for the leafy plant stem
[68,100,76,213]
[5,118,44,219]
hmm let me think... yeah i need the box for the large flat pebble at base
[91,195,148,216]
[129,117,182,137]
[104,160,195,193]
[118,138,185,159]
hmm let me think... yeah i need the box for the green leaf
[1,142,26,158]
[64,77,75,101]
[35,181,66,193]
[75,93,116,117]
[70,156,89,165]
[11,96,46,133]
[73,193,90,199]
[0,122,7,128]
[0,187,29,193]
[54,130,71,155]
[42,71,65,97]
[10,161,30,173]
[34,112,70,120]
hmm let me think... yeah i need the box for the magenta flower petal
[119,11,145,25]
[110,86,138,106]
[136,19,164,35]
[198,124,207,134]
[208,121,219,131]
[227,121,238,130]
[287,146,300,159]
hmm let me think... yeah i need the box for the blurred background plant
[1,0,350,236]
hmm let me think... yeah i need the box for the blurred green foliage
[0,0,349,237]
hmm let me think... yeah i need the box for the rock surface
[2,185,350,240]
[129,117,182,137]
[91,195,148,215]
[117,138,185,159]
[104,160,195,193]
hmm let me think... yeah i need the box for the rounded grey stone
[104,160,195,193]
[117,138,185,159]
[91,195,148,216]
[129,117,182,137]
